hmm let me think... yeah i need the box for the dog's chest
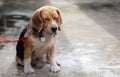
[32,36,54,57]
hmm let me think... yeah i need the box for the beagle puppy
[16,6,62,73]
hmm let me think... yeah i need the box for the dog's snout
[51,26,57,32]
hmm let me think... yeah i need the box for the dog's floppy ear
[56,9,62,31]
[31,10,43,32]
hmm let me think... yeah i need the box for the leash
[0,31,31,42]
[0,27,43,43]
[0,36,28,42]
[0,26,33,43]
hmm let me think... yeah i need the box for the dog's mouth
[49,31,57,36]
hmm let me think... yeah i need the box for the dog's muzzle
[49,21,58,35]
[50,25,58,35]
[51,26,57,32]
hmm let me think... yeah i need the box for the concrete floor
[0,0,120,77]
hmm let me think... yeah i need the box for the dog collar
[30,27,45,42]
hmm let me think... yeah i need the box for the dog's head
[31,6,62,35]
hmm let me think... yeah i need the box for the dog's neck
[30,27,44,37]
[30,27,55,42]
[30,27,45,42]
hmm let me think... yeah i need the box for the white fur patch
[24,58,34,73]
[50,58,60,72]
[32,35,54,58]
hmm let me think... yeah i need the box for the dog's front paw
[24,67,34,73]
[50,64,60,73]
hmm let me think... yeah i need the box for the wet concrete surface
[0,0,120,77]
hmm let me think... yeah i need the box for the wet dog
[16,6,62,73]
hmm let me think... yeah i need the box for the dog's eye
[44,18,50,21]
[53,17,58,20]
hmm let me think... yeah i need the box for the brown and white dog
[16,6,62,73]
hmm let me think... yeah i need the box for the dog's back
[16,27,27,60]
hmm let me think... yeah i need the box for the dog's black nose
[51,26,57,32]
